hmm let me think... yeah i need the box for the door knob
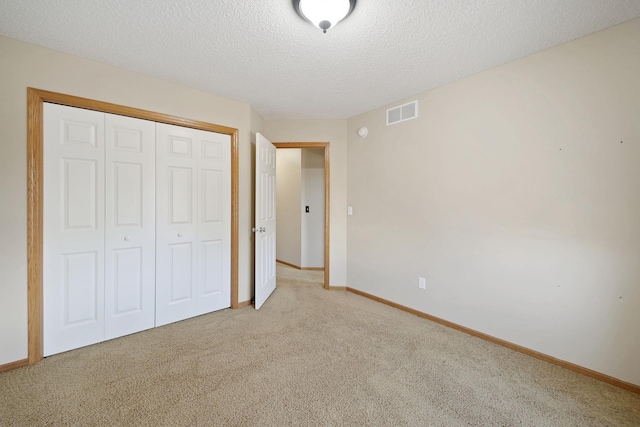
[177,233,183,237]
[124,236,130,241]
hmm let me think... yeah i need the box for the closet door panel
[168,242,194,301]
[111,247,143,311]
[197,131,231,314]
[43,103,105,356]
[156,123,198,326]
[105,114,156,340]
[62,252,100,323]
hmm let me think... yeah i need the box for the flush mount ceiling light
[293,0,356,33]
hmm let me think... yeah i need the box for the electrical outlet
[419,277,426,289]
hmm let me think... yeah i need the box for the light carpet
[1,263,639,426]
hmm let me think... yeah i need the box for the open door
[254,133,277,309]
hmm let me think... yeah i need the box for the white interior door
[254,133,277,309]
[155,123,199,326]
[43,103,106,356]
[104,114,156,339]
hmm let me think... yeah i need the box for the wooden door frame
[27,88,240,365]
[273,142,330,290]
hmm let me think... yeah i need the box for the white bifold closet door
[43,104,156,356]
[44,104,230,356]
[104,114,156,340]
[43,104,106,356]
[155,123,231,327]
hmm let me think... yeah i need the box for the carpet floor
[1,263,639,426]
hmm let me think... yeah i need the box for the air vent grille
[386,100,418,126]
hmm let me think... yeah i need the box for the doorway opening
[273,143,330,290]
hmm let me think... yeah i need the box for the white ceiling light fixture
[293,0,356,33]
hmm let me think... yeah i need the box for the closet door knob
[178,233,183,237]
[124,236,130,241]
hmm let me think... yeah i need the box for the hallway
[276,261,324,290]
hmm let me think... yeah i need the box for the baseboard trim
[235,299,252,309]
[276,259,301,269]
[276,259,323,271]
[0,358,29,373]
[329,286,347,291]
[346,287,640,394]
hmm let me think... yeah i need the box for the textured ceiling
[1,0,639,119]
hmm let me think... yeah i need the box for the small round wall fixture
[293,0,356,33]
[358,127,368,138]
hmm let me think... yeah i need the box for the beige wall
[0,36,255,365]
[248,108,266,299]
[250,108,265,142]
[302,149,325,268]
[347,19,640,385]
[276,149,303,266]
[263,120,348,286]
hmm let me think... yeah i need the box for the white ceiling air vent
[386,100,418,126]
